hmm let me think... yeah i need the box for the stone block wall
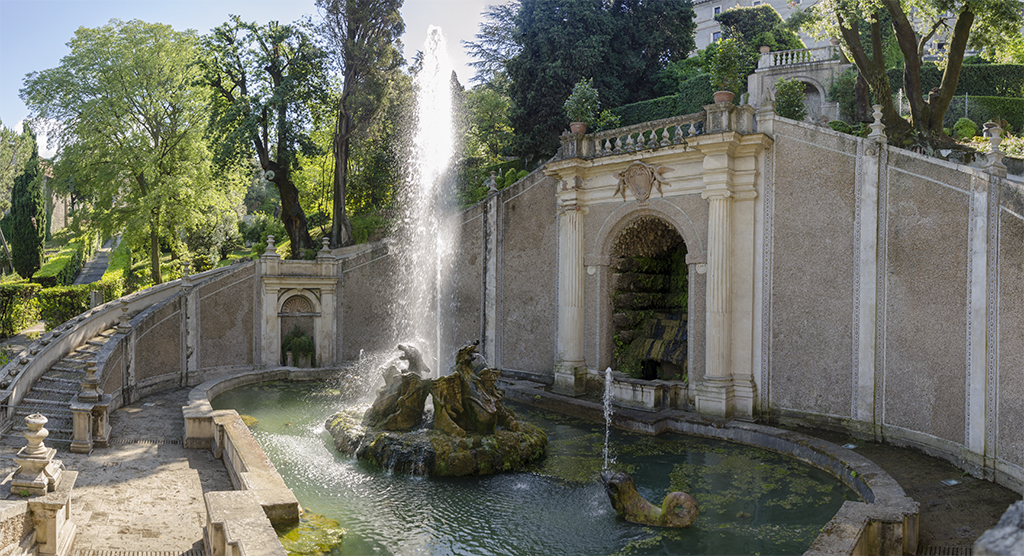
[198,264,255,370]
[495,172,559,373]
[764,117,1024,492]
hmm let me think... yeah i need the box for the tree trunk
[855,72,871,123]
[926,8,974,139]
[837,10,910,138]
[276,164,315,258]
[330,95,354,249]
[150,207,162,285]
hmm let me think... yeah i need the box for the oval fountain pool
[212,380,858,555]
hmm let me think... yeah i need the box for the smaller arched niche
[608,216,688,381]
[279,292,319,366]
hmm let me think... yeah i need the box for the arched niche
[588,201,706,386]
[278,290,320,364]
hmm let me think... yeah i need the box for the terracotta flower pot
[713,90,735,104]
[569,121,587,134]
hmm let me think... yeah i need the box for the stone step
[38,376,82,385]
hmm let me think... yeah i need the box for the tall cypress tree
[10,125,45,280]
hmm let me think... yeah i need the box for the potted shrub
[282,325,315,367]
[708,38,743,104]
[564,77,600,134]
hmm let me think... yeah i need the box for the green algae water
[212,380,858,555]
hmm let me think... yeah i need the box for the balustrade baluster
[625,134,635,151]
[661,127,670,147]
[613,136,622,154]
[673,125,684,144]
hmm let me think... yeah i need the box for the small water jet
[602,366,614,469]
[325,341,547,476]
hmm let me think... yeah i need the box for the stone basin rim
[185,367,918,555]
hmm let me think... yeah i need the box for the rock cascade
[326,341,547,476]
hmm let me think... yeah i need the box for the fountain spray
[397,26,458,377]
[603,367,614,469]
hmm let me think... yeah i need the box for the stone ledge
[204,491,286,556]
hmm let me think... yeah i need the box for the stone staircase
[2,328,118,447]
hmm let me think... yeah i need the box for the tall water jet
[394,26,458,376]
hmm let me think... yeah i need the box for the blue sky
[0,0,487,150]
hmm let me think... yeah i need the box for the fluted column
[554,189,587,396]
[703,190,733,382]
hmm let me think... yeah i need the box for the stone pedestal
[12,415,62,496]
[70,363,111,453]
[552,363,587,397]
[28,471,77,556]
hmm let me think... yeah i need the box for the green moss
[239,414,258,428]
[276,512,344,556]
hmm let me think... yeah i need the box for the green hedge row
[0,283,40,338]
[887,64,1024,98]
[940,96,1024,133]
[612,74,715,127]
[36,287,92,331]
[32,240,86,288]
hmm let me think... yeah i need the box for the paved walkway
[73,236,117,286]
[53,388,232,555]
[795,426,1022,553]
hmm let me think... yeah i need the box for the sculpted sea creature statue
[601,470,699,528]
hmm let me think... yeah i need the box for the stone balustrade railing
[757,45,842,70]
[556,112,706,161]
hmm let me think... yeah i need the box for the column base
[552,362,588,397]
[695,377,757,420]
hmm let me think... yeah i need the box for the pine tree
[10,125,45,280]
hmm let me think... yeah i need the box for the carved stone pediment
[613,161,673,204]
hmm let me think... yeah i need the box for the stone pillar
[482,190,499,367]
[70,363,111,452]
[260,236,282,367]
[696,189,736,417]
[553,189,587,396]
[28,470,77,556]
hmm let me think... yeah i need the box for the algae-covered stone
[276,512,344,556]
[239,414,258,428]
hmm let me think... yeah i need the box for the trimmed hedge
[612,74,715,127]
[0,283,40,338]
[32,240,86,287]
[942,96,1024,133]
[36,286,92,331]
[887,64,1024,98]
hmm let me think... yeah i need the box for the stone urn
[759,45,770,54]
[712,90,735,104]
[569,121,587,134]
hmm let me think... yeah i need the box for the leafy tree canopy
[0,119,36,215]
[21,19,221,283]
[505,0,696,159]
[803,0,1023,148]
[198,16,329,257]
[315,0,405,248]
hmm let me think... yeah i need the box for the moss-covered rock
[276,512,344,556]
[325,410,547,476]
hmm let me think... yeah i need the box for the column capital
[701,188,732,201]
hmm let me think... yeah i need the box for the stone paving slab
[55,388,232,554]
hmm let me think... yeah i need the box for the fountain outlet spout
[601,470,699,528]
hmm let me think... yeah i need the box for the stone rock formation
[601,470,699,528]
[326,340,547,476]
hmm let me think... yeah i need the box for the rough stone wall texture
[101,342,124,401]
[340,245,402,361]
[882,151,970,444]
[199,264,255,369]
[445,204,483,361]
[497,174,558,373]
[134,300,183,384]
[767,123,857,416]
[0,507,31,552]
[997,194,1024,468]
